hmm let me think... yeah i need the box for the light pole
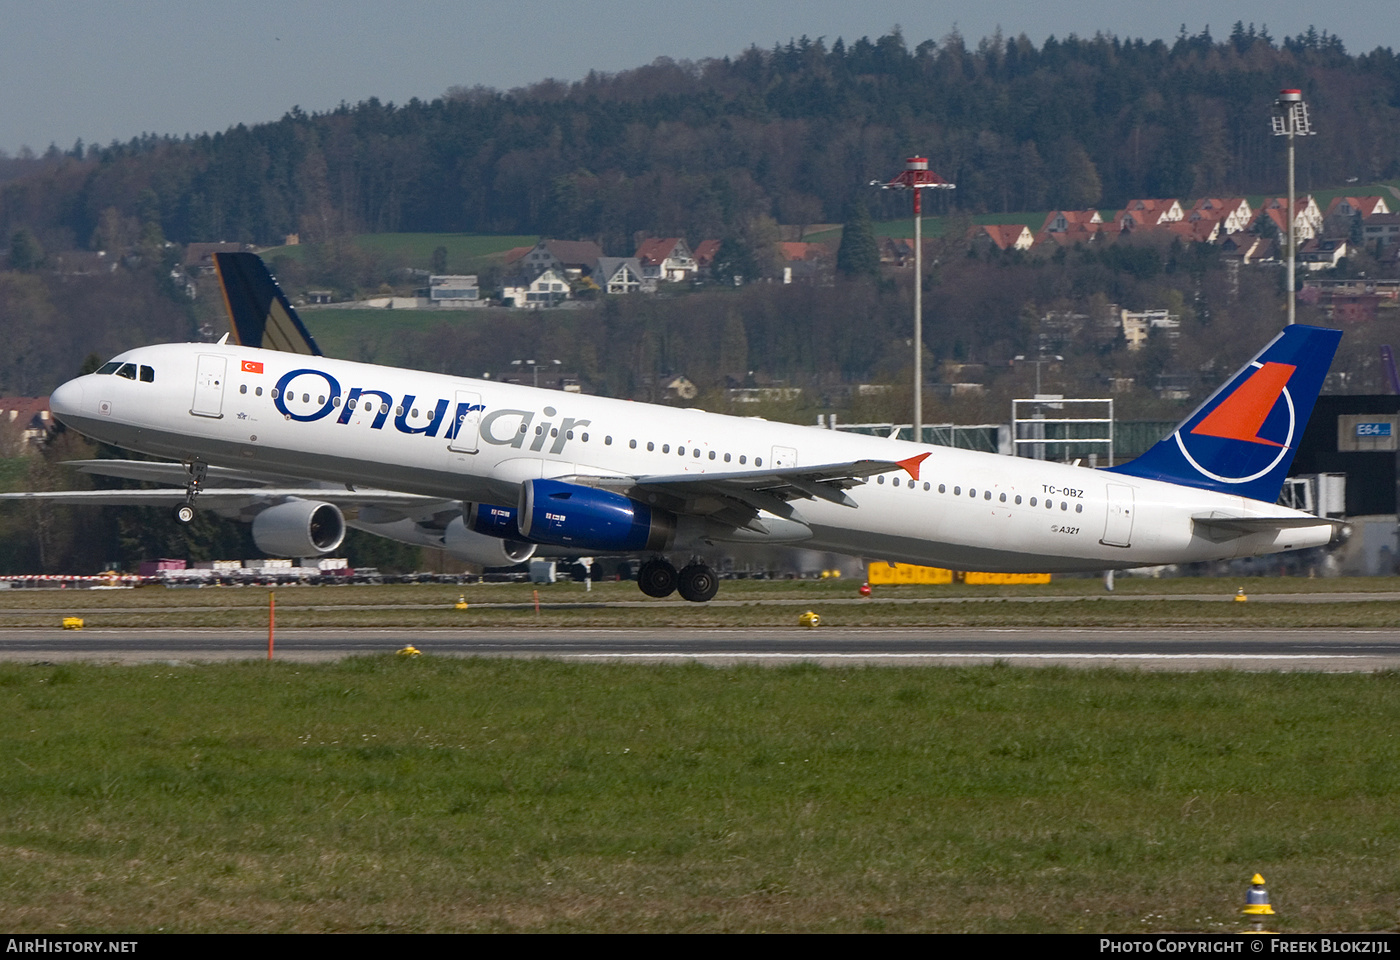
[511,358,561,388]
[1271,88,1314,326]
[873,157,955,442]
[1014,354,1063,396]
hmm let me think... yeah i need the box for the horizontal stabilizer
[1191,512,1344,543]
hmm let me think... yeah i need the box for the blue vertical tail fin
[213,252,323,356]
[1109,324,1341,502]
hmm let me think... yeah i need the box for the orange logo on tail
[1190,362,1295,448]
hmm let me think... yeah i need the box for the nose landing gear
[173,461,207,524]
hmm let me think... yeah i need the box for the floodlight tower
[873,157,955,442]
[1271,89,1314,326]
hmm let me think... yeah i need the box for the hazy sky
[0,0,1392,156]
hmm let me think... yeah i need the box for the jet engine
[251,500,346,557]
[518,479,674,552]
[444,517,536,566]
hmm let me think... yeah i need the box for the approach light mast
[874,157,955,441]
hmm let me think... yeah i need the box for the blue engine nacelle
[518,479,674,552]
[466,502,525,540]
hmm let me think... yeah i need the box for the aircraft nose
[49,379,85,421]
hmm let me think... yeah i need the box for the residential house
[1114,199,1184,232]
[1362,213,1400,249]
[1297,238,1348,271]
[975,224,1035,252]
[1188,198,1252,234]
[594,257,654,294]
[691,239,721,274]
[1041,209,1103,234]
[1255,196,1323,241]
[428,275,482,307]
[0,398,53,455]
[516,239,605,280]
[1121,309,1180,352]
[500,267,571,308]
[635,238,698,283]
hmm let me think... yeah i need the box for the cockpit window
[139,365,154,382]
[96,362,121,375]
[115,363,138,380]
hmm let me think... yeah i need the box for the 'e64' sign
[1356,422,1393,438]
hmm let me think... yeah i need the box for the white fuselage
[49,343,1335,572]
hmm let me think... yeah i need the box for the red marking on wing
[1190,361,1295,448]
[897,452,931,480]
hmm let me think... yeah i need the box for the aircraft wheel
[174,504,196,524]
[677,563,719,603]
[637,558,677,598]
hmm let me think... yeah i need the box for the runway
[5,625,1400,670]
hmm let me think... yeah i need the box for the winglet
[898,452,931,481]
[213,252,323,356]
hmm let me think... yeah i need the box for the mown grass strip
[1,658,1397,932]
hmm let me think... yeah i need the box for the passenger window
[1061,502,1068,510]
[678,446,685,455]
[379,403,388,414]
[694,449,701,458]
[739,456,746,465]
[240,384,248,394]
[1015,495,1022,505]
[116,363,137,380]
[939,484,946,493]
[256,387,263,397]
[969,488,976,497]
[1029,497,1037,506]
[999,493,1006,502]
[139,366,154,382]
[662,444,670,453]
[984,491,992,500]
[724,453,731,462]
[647,442,654,452]
[923,482,930,491]
[877,475,885,484]
[271,388,280,399]
[954,486,961,495]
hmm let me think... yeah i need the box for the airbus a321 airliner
[36,255,1344,602]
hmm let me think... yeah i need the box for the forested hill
[2,25,1397,254]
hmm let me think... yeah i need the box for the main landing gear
[637,558,720,603]
[173,461,207,524]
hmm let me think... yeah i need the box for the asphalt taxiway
[4,625,1400,671]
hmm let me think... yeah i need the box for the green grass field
[260,233,537,272]
[296,307,488,367]
[1,657,1397,932]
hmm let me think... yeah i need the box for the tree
[431,245,448,274]
[836,202,879,277]
[8,227,43,272]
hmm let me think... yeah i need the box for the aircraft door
[448,390,483,453]
[190,354,228,419]
[1100,483,1135,548]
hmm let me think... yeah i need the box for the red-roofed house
[691,239,721,272]
[975,224,1034,252]
[0,397,53,455]
[635,238,698,282]
[1114,199,1184,232]
[1325,196,1390,220]
[1041,210,1103,234]
[1189,198,1252,234]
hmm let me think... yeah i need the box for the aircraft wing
[1,460,458,522]
[566,454,929,529]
